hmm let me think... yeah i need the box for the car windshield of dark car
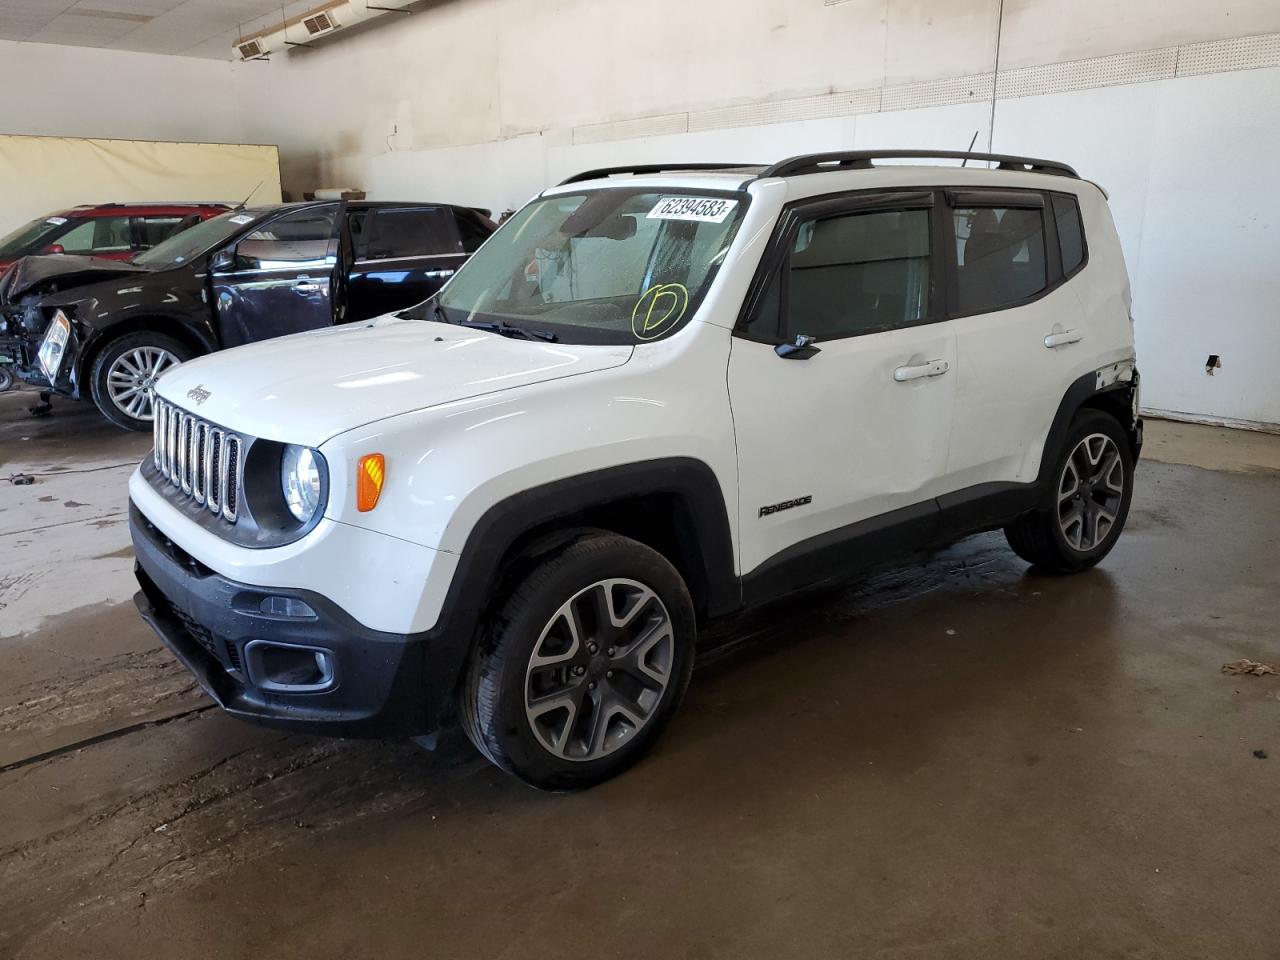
[131,211,256,269]
[0,216,67,258]
[429,188,748,345]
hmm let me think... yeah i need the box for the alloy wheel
[1057,432,1124,552]
[106,346,180,422]
[524,578,675,762]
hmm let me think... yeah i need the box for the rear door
[944,189,1089,490]
[209,203,344,348]
[345,206,469,321]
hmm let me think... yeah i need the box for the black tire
[89,331,193,431]
[0,365,13,392]
[460,532,697,791]
[1004,408,1134,573]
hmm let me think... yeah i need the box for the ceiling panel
[0,0,312,58]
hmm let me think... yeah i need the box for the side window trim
[944,186,1062,320]
[734,189,937,344]
[738,184,1094,337]
[229,202,342,274]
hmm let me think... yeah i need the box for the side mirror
[41,243,65,255]
[208,249,235,274]
[775,334,821,360]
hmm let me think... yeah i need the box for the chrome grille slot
[178,413,193,494]
[224,436,241,522]
[192,422,208,504]
[151,398,244,524]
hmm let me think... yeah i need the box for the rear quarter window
[1052,194,1086,276]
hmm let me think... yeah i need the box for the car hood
[1,254,149,303]
[156,314,634,445]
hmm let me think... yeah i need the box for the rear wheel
[1005,408,1134,573]
[90,332,191,431]
[460,532,696,790]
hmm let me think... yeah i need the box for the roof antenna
[961,130,979,166]
[236,181,264,210]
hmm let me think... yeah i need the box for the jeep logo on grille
[186,385,212,406]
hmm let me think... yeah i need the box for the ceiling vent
[236,37,268,60]
[233,1,415,60]
[302,11,338,36]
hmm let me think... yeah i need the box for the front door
[345,206,469,322]
[210,203,344,348]
[729,191,957,588]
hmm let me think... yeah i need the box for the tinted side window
[952,205,1047,314]
[236,204,338,269]
[364,208,462,259]
[784,208,931,339]
[455,211,493,253]
[134,215,189,250]
[1052,194,1085,275]
[58,216,131,254]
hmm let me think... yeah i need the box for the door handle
[893,359,950,382]
[293,281,321,293]
[1044,329,1083,348]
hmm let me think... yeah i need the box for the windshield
[131,210,257,268]
[0,216,68,258]
[427,188,748,344]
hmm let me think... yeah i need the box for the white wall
[0,39,244,145]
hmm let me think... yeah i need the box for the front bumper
[131,503,433,738]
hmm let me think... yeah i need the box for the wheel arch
[418,458,739,734]
[1036,368,1141,489]
[76,315,213,392]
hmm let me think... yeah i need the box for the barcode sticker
[646,197,738,223]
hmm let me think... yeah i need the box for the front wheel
[1005,408,1134,573]
[0,364,13,392]
[90,332,192,431]
[460,533,696,790]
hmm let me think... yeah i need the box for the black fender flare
[418,457,739,732]
[1035,368,1141,489]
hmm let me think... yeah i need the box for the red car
[0,202,230,275]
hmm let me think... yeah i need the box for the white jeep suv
[130,151,1141,790]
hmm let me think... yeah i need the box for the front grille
[153,398,243,523]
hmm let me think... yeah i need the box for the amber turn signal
[356,454,386,512]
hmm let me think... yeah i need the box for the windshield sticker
[45,217,68,226]
[646,197,738,224]
[228,214,254,225]
[632,283,689,341]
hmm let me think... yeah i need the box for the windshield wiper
[413,299,558,342]
[456,319,558,342]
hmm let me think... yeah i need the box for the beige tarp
[0,136,281,235]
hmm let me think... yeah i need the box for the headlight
[280,445,323,523]
[37,309,71,382]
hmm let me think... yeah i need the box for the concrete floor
[1,386,1278,959]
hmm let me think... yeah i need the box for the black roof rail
[758,150,1079,180]
[558,163,764,186]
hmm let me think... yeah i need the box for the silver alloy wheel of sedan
[1057,432,1125,551]
[524,577,675,762]
[106,346,180,422]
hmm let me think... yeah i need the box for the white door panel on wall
[1130,67,1280,426]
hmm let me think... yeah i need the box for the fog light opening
[245,640,335,693]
